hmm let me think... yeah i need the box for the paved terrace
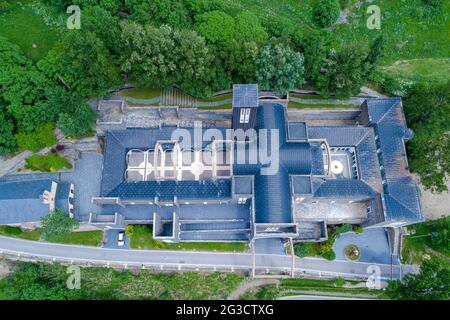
[0,152,103,222]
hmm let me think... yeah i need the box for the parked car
[118,231,125,246]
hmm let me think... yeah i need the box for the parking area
[103,228,129,249]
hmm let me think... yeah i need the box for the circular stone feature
[330,160,344,174]
[190,161,205,176]
[344,244,361,261]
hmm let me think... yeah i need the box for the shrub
[335,224,353,237]
[334,277,346,287]
[322,250,336,261]
[125,225,134,237]
[313,0,341,28]
[353,226,364,233]
[423,0,444,16]
[294,242,316,257]
[0,226,22,236]
[25,153,72,172]
[431,216,450,251]
[15,123,57,152]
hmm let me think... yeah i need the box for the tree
[42,86,97,136]
[316,44,368,97]
[39,30,119,97]
[0,262,84,300]
[82,5,121,53]
[301,30,332,81]
[386,258,450,300]
[404,81,450,192]
[312,0,341,28]
[256,43,305,93]
[125,0,191,28]
[195,10,235,46]
[57,105,96,137]
[0,102,16,155]
[431,217,450,250]
[235,11,268,46]
[40,208,79,242]
[365,35,385,77]
[120,22,216,96]
[223,40,259,84]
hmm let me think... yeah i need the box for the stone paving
[333,228,396,265]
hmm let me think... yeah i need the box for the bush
[335,224,353,237]
[25,153,72,172]
[294,243,315,257]
[125,225,134,237]
[423,0,444,16]
[334,277,346,287]
[353,226,364,233]
[313,0,341,28]
[322,250,336,261]
[431,216,450,251]
[0,226,22,236]
[15,123,57,152]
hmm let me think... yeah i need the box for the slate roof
[364,98,423,222]
[98,97,423,228]
[0,179,70,224]
[233,103,312,224]
[232,84,259,109]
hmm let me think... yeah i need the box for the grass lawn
[0,0,60,62]
[129,225,248,252]
[117,88,161,100]
[289,93,341,100]
[197,93,233,103]
[288,101,357,109]
[197,104,233,110]
[378,58,450,85]
[48,230,104,247]
[401,217,450,265]
[0,226,103,246]
[0,226,41,241]
[240,277,383,300]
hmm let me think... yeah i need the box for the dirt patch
[0,259,14,279]
[414,174,450,220]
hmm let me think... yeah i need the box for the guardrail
[0,248,375,281]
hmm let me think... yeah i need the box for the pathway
[228,278,280,300]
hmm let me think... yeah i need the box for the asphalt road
[0,236,418,281]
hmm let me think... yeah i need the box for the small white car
[118,231,125,247]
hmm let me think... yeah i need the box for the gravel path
[228,279,280,300]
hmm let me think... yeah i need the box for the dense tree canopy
[125,0,191,28]
[0,102,16,155]
[235,11,268,46]
[40,30,119,97]
[120,22,215,96]
[315,44,369,97]
[386,258,450,300]
[312,0,341,28]
[256,43,305,93]
[404,81,450,192]
[195,10,235,47]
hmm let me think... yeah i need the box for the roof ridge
[373,98,401,124]
[108,130,125,149]
[385,193,419,218]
